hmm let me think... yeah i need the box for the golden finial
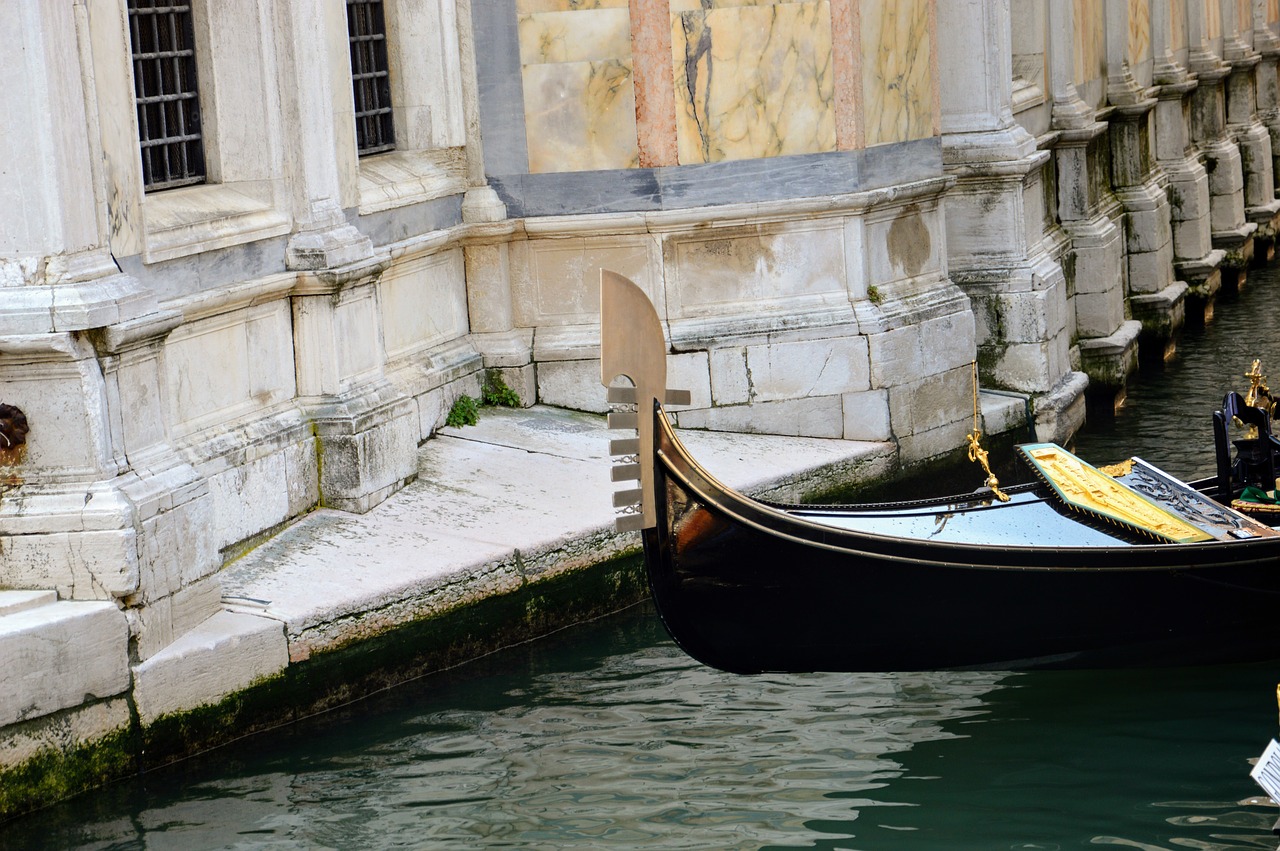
[1245,359,1275,416]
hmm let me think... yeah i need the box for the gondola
[599,269,1280,672]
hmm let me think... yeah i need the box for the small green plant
[445,394,479,428]
[867,285,883,305]
[481,369,521,408]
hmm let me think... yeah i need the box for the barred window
[127,0,206,191]
[347,0,396,155]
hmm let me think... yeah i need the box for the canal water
[7,274,1280,849]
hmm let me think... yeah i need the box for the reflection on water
[9,279,1280,850]
[3,607,1277,850]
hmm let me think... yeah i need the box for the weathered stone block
[1127,248,1175,296]
[0,599,129,728]
[709,347,750,406]
[841,389,892,441]
[537,359,608,413]
[675,396,844,438]
[0,528,139,601]
[747,336,870,403]
[988,340,1058,394]
[667,351,713,410]
[131,574,224,662]
[1074,290,1126,339]
[315,399,419,514]
[867,325,921,385]
[919,312,977,374]
[133,610,288,725]
[997,286,1067,343]
[887,365,971,440]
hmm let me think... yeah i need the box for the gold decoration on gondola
[1097,459,1135,477]
[1021,444,1213,543]
[1245,359,1275,417]
[966,362,1010,502]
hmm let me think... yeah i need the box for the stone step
[0,590,57,617]
[0,598,130,728]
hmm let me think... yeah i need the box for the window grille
[127,0,206,191]
[347,0,396,155]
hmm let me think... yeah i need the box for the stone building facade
[2,0,1278,811]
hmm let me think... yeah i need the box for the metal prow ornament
[1245,359,1276,416]
[599,270,690,532]
[965,362,1009,502]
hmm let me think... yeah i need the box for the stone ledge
[132,610,289,725]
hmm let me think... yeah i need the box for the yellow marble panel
[523,60,640,172]
[1074,0,1106,86]
[1270,0,1279,26]
[861,0,934,147]
[1129,0,1150,65]
[670,1,836,163]
[1206,0,1221,39]
[518,8,632,64]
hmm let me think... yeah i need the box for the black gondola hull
[644,410,1280,673]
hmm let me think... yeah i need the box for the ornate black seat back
[1214,390,1280,500]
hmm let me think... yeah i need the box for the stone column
[1222,0,1280,265]
[1253,0,1280,200]
[1152,0,1223,325]
[1106,0,1185,363]
[1047,0,1137,412]
[1187,0,1256,284]
[939,0,1085,444]
[275,0,417,513]
[456,0,533,403]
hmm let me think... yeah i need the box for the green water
[2,607,1276,850]
[8,277,1280,849]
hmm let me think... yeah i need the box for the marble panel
[1129,0,1151,65]
[381,250,469,362]
[1074,0,1106,86]
[1270,0,1279,26]
[865,202,943,286]
[861,0,934,146]
[1208,0,1222,38]
[522,60,640,172]
[664,221,847,319]
[334,291,383,385]
[166,303,296,439]
[512,235,657,327]
[518,8,632,62]
[671,1,836,163]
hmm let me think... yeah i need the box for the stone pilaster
[1187,4,1256,282]
[1152,1,1223,325]
[1222,8,1280,263]
[275,0,417,512]
[1105,5,1183,364]
[939,0,1084,444]
[1254,0,1280,201]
